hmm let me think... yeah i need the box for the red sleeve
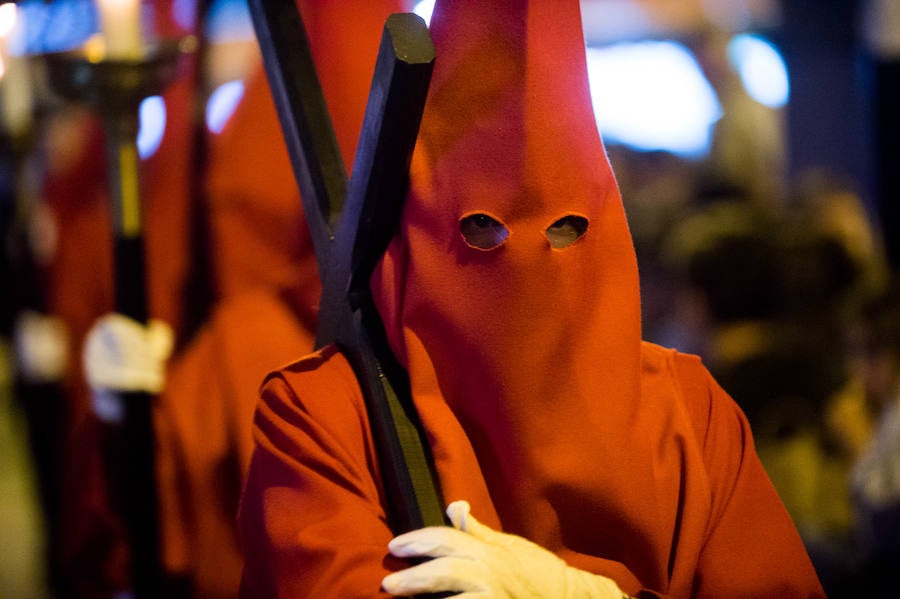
[237,347,401,598]
[678,357,826,599]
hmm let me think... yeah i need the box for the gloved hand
[381,500,629,598]
[14,310,70,384]
[83,313,173,423]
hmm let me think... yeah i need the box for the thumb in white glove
[83,313,173,423]
[381,500,629,598]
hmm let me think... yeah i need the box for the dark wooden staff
[247,0,446,534]
[103,99,162,599]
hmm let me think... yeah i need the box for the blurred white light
[586,41,722,158]
[0,3,11,79]
[138,95,167,159]
[413,0,435,25]
[206,79,245,134]
[0,4,17,39]
[728,34,789,108]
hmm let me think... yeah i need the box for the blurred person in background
[78,1,406,596]
[661,173,889,596]
[2,1,218,588]
[151,2,405,595]
[7,1,215,594]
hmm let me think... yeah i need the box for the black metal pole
[102,110,162,599]
[871,58,900,270]
[181,0,217,348]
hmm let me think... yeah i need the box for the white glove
[852,400,900,508]
[381,500,629,598]
[14,310,70,384]
[83,314,173,423]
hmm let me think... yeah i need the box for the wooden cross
[247,0,446,534]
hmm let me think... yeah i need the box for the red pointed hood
[375,0,654,579]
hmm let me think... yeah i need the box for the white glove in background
[83,313,173,423]
[852,398,900,508]
[382,500,628,598]
[14,309,70,384]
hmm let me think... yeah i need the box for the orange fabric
[156,290,316,598]
[238,0,825,597]
[154,1,405,595]
[202,64,305,300]
[241,344,824,597]
[378,0,644,546]
[240,346,401,598]
[204,0,399,299]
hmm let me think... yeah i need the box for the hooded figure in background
[153,1,405,595]
[79,1,404,596]
[47,26,198,598]
[237,0,826,597]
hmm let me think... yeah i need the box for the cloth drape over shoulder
[239,343,824,597]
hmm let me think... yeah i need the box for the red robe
[240,343,824,598]
[155,289,316,597]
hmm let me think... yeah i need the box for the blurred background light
[413,0,435,25]
[728,33,790,108]
[586,40,722,158]
[205,79,245,134]
[137,95,166,159]
[206,0,254,43]
[0,4,16,40]
[172,0,198,32]
[17,0,96,54]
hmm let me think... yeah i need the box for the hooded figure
[237,0,825,597]
[154,2,405,595]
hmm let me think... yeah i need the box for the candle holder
[42,38,192,599]
[43,41,184,113]
[43,39,189,317]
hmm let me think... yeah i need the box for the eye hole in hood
[546,214,589,249]
[460,212,510,250]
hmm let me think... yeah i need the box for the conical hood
[375,0,658,585]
